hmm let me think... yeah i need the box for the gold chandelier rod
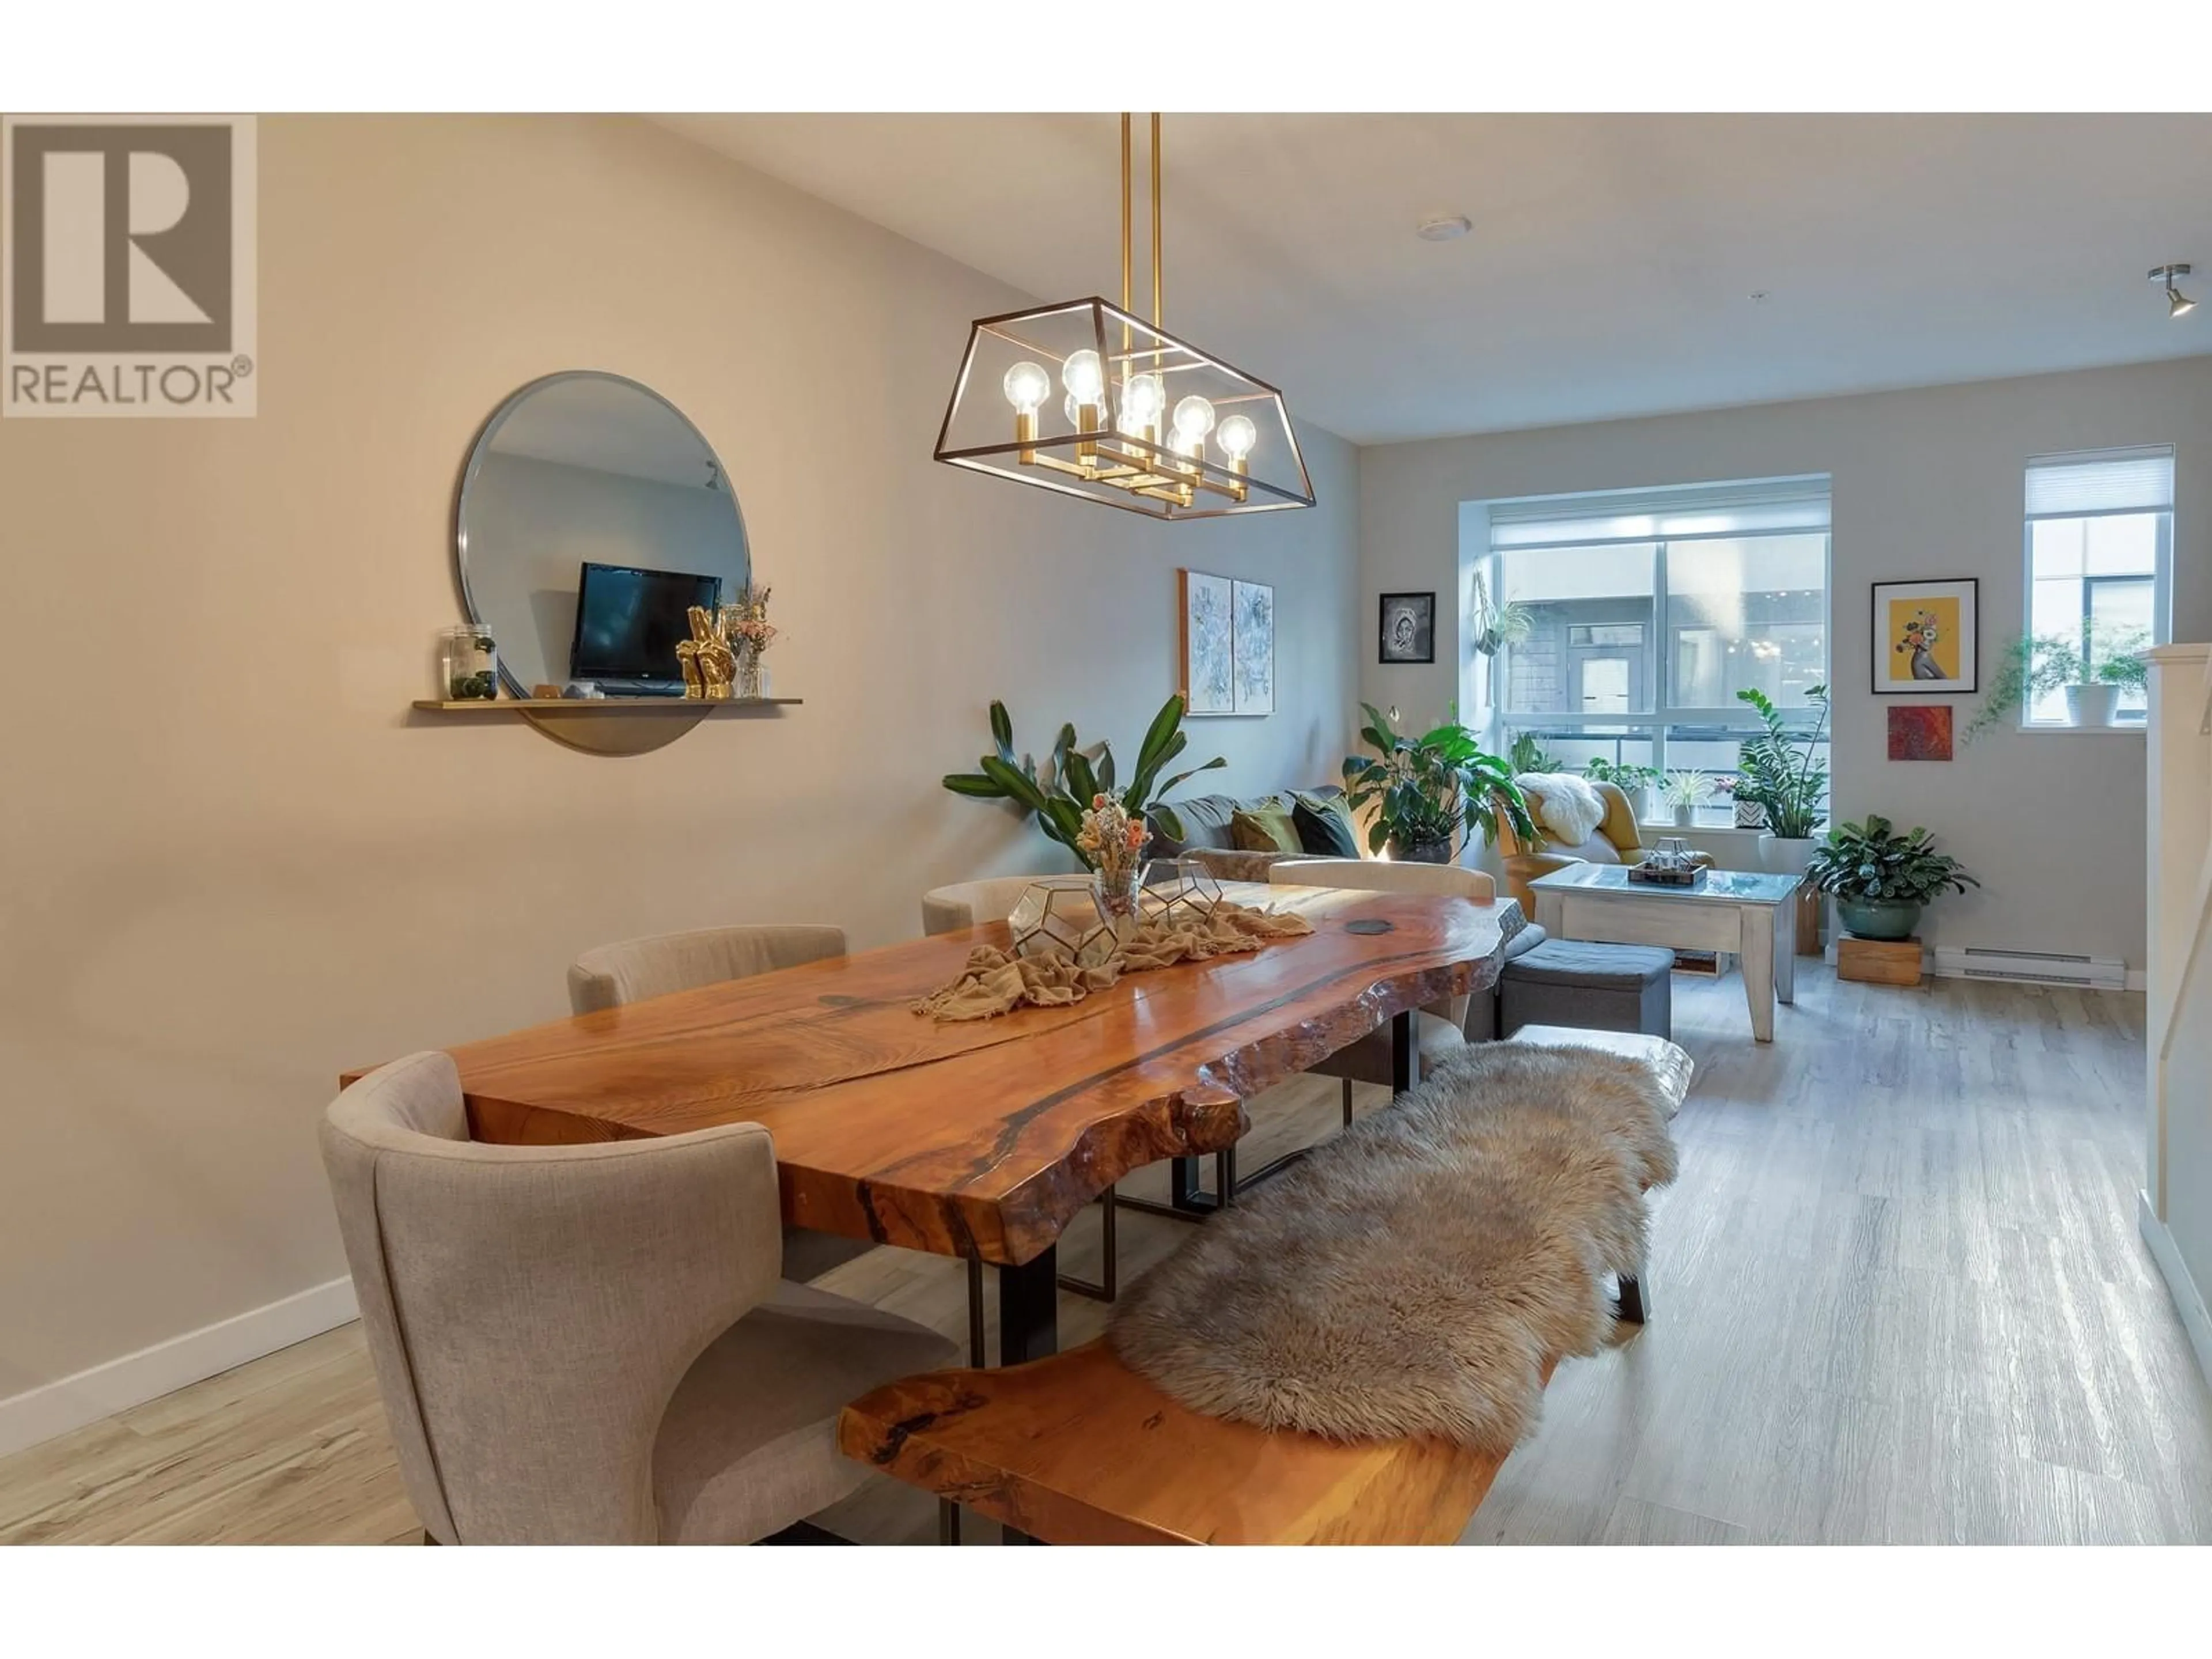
[1151,113,1163,327]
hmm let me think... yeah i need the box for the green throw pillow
[1290,791,1361,858]
[1230,804,1304,855]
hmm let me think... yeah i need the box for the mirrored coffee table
[1528,863,1803,1042]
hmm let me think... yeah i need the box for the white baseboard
[0,1277,358,1459]
[2139,1190,2212,1392]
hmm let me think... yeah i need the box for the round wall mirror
[456,372,751,698]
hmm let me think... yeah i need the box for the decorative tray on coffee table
[1626,861,1706,888]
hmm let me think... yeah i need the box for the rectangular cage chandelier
[933,116,1315,521]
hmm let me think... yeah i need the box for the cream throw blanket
[913,901,1314,1022]
[1517,771,1607,845]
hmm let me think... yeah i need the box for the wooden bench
[839,1342,1560,1546]
[838,1026,1684,1545]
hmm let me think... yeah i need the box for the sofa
[1152,784,1358,881]
[1494,778,1714,921]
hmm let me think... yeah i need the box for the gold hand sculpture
[688,604,736,700]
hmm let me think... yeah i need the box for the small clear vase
[734,646,763,699]
[1091,863,1142,938]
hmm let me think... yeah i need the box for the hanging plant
[1468,571,1533,657]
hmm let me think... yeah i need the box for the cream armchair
[319,1052,955,1544]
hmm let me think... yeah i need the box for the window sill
[2016,724,2145,737]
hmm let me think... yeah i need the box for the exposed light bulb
[1063,392,1082,425]
[1063,350,1105,404]
[1002,361,1051,414]
[1172,395,1217,440]
[1216,414,1257,461]
[1120,373,1165,426]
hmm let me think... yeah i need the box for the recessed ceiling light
[1415,214,1471,243]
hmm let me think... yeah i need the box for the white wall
[0,115,1358,1423]
[1361,358,2212,967]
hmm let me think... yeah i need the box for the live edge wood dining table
[344,882,1522,1367]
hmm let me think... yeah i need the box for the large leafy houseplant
[1733,685,1830,842]
[1804,815,1978,941]
[1341,704,1534,862]
[942,694,1224,867]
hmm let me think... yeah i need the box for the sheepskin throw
[912,902,1313,1022]
[1517,772,1608,846]
[1107,1043,1679,1453]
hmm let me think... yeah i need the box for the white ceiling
[658,113,2212,445]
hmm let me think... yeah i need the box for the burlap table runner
[914,901,1315,1022]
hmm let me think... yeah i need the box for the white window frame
[1475,522,1833,782]
[2019,446,2174,731]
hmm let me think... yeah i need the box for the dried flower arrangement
[1076,793,1150,886]
[719,583,777,656]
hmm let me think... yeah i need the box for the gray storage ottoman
[1498,939,1673,1041]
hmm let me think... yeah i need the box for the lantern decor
[932,115,1314,521]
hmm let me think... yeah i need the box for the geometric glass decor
[933,296,1313,520]
[1007,876,1113,963]
[1138,858,1225,925]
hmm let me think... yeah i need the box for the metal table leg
[1615,1272,1649,1324]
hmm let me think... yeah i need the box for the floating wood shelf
[410,697,801,713]
[408,696,801,755]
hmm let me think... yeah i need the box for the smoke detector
[1416,214,1472,243]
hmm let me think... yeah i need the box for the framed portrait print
[1378,592,1436,664]
[1872,578,1978,694]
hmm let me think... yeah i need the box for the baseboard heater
[1931,946,2125,991]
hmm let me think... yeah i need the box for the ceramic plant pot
[2063,683,2116,727]
[1835,896,1923,941]
[1389,836,1454,865]
[1759,834,1820,878]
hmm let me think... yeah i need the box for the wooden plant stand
[1837,935,1923,987]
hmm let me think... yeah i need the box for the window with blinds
[1474,475,1832,823]
[2024,447,2172,725]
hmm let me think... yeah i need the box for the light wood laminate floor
[3,965,2208,1545]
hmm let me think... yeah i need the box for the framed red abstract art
[1887,704,1954,762]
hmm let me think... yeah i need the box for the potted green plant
[1582,757,1662,823]
[942,693,1225,864]
[1964,634,2086,740]
[1342,703,1534,862]
[2088,626,2150,726]
[1661,769,1711,828]
[1733,685,1830,876]
[1804,816,1978,941]
[1505,730,1560,776]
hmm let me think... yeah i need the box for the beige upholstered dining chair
[568,923,847,1014]
[567,923,863,1285]
[1269,858,1503,1121]
[320,1051,956,1545]
[919,876,1039,937]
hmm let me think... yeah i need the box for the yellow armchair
[1498,779,1712,920]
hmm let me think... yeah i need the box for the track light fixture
[2151,264,2196,319]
